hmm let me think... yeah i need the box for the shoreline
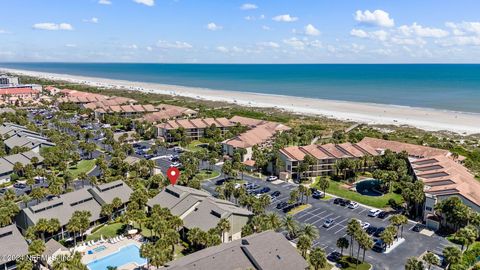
[2,67,480,135]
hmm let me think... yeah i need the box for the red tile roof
[0,87,40,95]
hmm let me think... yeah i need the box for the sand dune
[2,67,480,135]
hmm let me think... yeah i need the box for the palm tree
[282,215,299,239]
[216,218,231,243]
[47,218,61,239]
[390,214,408,238]
[266,212,282,231]
[336,237,349,256]
[380,225,397,248]
[456,225,478,251]
[301,223,319,241]
[359,233,374,262]
[423,252,440,270]
[140,242,153,269]
[346,219,361,256]
[443,246,462,269]
[297,234,312,258]
[309,247,327,270]
[101,204,114,221]
[405,257,424,270]
[317,176,330,194]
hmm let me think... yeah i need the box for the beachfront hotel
[147,185,253,243]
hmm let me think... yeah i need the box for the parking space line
[300,210,327,221]
[334,227,345,234]
[358,208,367,214]
[306,212,332,223]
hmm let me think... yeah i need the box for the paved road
[201,174,455,270]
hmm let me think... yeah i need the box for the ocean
[1,63,480,113]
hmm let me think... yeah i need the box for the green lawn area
[195,170,221,181]
[86,222,124,241]
[337,256,371,270]
[288,204,312,215]
[313,179,403,209]
[186,140,205,152]
[68,159,96,178]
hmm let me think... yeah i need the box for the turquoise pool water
[88,245,107,254]
[87,244,146,270]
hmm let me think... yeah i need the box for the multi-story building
[0,74,19,85]
[157,117,234,142]
[0,224,28,270]
[0,123,55,153]
[147,185,252,243]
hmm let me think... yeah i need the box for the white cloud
[156,40,193,49]
[391,37,426,46]
[445,21,480,36]
[273,14,298,23]
[216,46,229,53]
[146,46,153,51]
[436,36,480,47]
[350,29,388,41]
[257,41,280,48]
[33,23,73,31]
[98,0,111,5]
[126,44,138,49]
[398,23,448,38]
[65,44,77,48]
[355,10,394,27]
[206,22,222,31]
[350,29,368,38]
[245,16,254,21]
[83,17,99,24]
[262,25,270,30]
[0,29,10,34]
[283,37,322,50]
[133,0,154,6]
[240,3,258,10]
[231,46,243,53]
[304,24,320,36]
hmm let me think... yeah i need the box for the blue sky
[1,0,480,63]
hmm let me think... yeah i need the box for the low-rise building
[57,89,109,104]
[0,151,43,184]
[0,123,55,153]
[147,185,252,243]
[163,230,309,270]
[141,104,197,124]
[223,122,290,162]
[15,180,133,238]
[0,224,29,270]
[157,118,234,142]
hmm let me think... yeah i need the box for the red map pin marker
[167,167,180,186]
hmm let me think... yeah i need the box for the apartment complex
[0,224,28,270]
[15,180,133,238]
[57,89,109,104]
[164,230,309,270]
[0,123,55,153]
[147,185,252,243]
[141,104,197,124]
[157,117,234,142]
[223,121,290,162]
[0,74,19,85]
[0,151,43,184]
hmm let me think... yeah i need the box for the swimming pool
[88,245,106,254]
[87,244,146,270]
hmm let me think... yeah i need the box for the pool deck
[81,237,143,270]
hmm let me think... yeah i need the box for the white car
[368,209,382,217]
[361,222,371,230]
[170,162,182,168]
[348,201,359,209]
[266,176,278,182]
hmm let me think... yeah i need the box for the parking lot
[202,174,457,270]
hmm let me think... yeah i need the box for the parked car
[348,201,359,209]
[368,209,382,217]
[170,162,182,168]
[333,198,345,205]
[327,251,342,262]
[215,179,226,185]
[266,176,278,182]
[13,183,27,189]
[323,218,336,228]
[246,184,260,190]
[361,222,370,230]
[257,187,271,194]
[366,226,378,235]
[0,188,6,194]
[372,239,386,253]
[276,202,288,209]
[373,227,385,237]
[340,199,350,207]
[271,191,281,197]
[378,211,390,219]
[312,190,325,199]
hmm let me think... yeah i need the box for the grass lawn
[69,159,96,178]
[313,179,403,209]
[337,256,371,270]
[195,170,221,181]
[288,204,312,215]
[86,222,124,241]
[186,140,205,152]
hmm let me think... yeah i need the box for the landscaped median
[313,178,403,209]
[287,204,312,215]
[195,170,220,181]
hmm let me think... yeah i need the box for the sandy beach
[2,67,480,135]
